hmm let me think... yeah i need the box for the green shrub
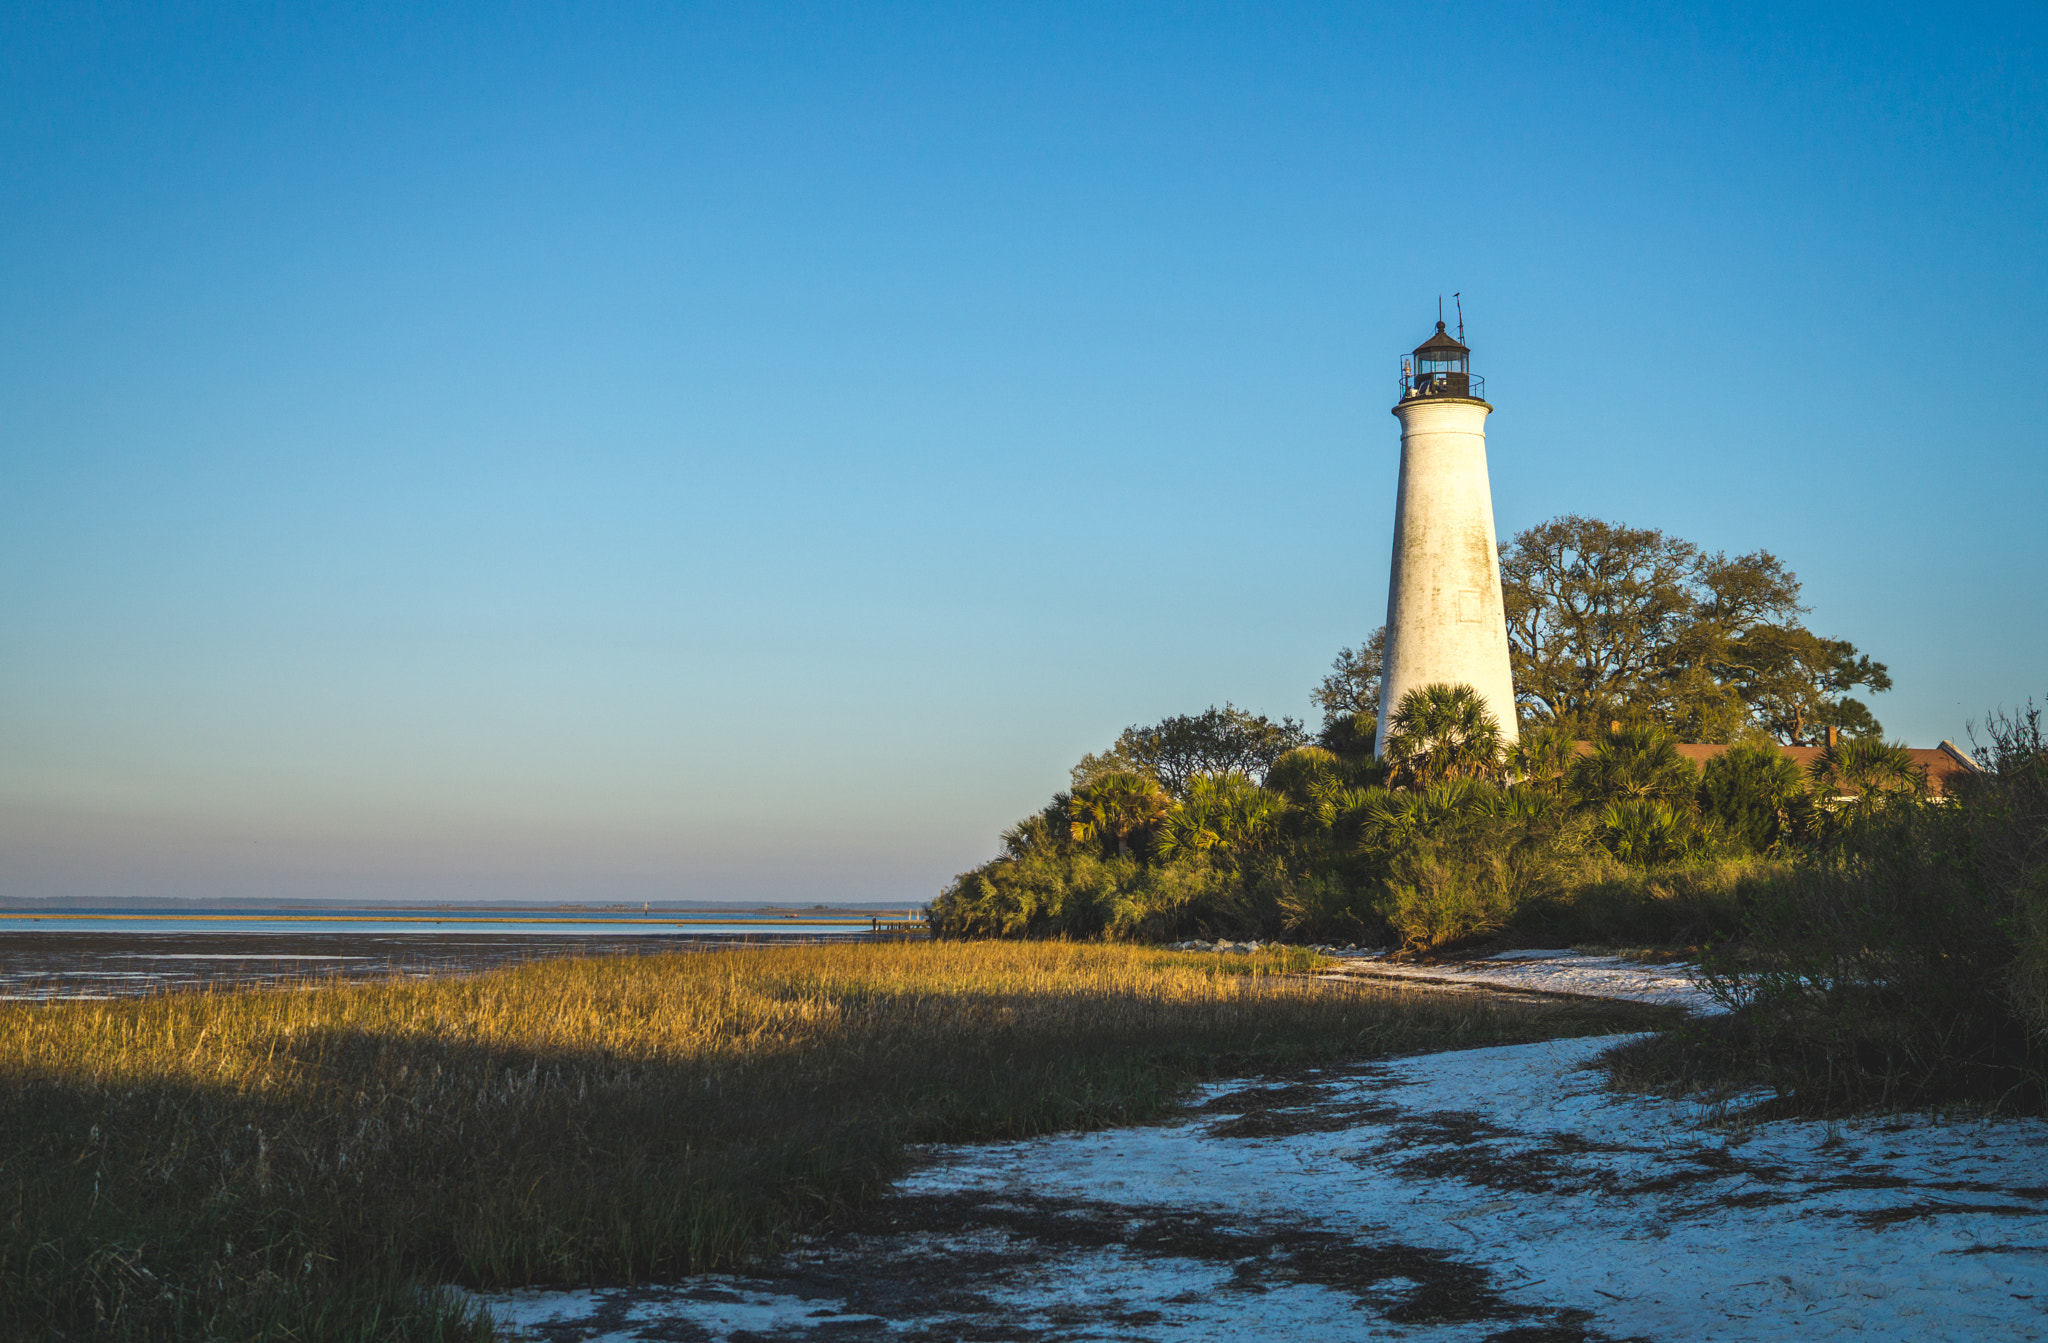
[1698,742,1813,853]
[1317,712,1377,760]
[1594,798,1709,864]
[1570,724,1698,804]
[949,708,1958,959]
[1678,713,2048,1112]
[1104,861,1248,942]
[1960,706,2048,1042]
[930,811,1123,939]
[1507,724,1577,793]
[1359,782,1576,949]
[1274,871,1375,942]
[1263,745,1345,801]
[2013,886,2048,1043]
[1130,864,1217,940]
[1529,856,1771,947]
[1375,849,1524,949]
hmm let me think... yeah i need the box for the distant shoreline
[0,897,924,913]
[2,912,876,928]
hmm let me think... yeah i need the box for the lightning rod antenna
[1454,293,1464,342]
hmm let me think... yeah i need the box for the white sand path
[1317,948,1726,1014]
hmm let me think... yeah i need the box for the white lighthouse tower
[1375,316,1519,751]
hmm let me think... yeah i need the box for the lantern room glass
[1400,325,1483,401]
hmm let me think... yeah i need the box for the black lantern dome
[1399,321,1485,402]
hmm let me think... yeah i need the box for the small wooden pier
[867,912,930,940]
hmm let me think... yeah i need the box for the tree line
[930,514,1913,950]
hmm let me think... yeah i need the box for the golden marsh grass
[1,940,1671,1340]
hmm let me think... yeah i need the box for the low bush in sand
[1516,856,1779,950]
[1357,794,1774,953]
[1608,706,2048,1116]
[0,941,1665,1342]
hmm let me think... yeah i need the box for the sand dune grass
[0,940,1668,1341]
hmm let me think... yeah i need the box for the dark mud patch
[505,1190,1637,1342]
[1608,1145,1789,1197]
[1385,1107,1521,1148]
[1926,1180,2048,1198]
[1187,1080,1341,1114]
[1392,1136,1587,1193]
[1383,1127,2041,1226]
[1845,1200,2047,1229]
[826,1190,1531,1328]
[1352,1109,1629,1196]
[1541,1131,1659,1158]
[1204,1101,1403,1139]
[1812,1170,1911,1191]
[1194,1065,1417,1139]
[1347,1105,1800,1210]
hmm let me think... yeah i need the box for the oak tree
[1498,514,1888,743]
[1074,704,1309,798]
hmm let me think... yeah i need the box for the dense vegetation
[936,516,1911,949]
[931,707,1891,950]
[0,943,1665,1342]
[937,513,2048,1114]
[1614,704,2048,1114]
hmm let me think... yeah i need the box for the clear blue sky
[2,2,2042,903]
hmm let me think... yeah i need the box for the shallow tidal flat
[0,908,883,1000]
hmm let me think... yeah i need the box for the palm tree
[1352,777,1508,854]
[1151,773,1286,862]
[1698,743,1813,853]
[1507,724,1577,793]
[1570,724,1697,805]
[1150,806,1222,862]
[1596,798,1705,865]
[1807,738,1923,806]
[1068,770,1172,856]
[1381,683,1505,788]
[1262,746,1343,803]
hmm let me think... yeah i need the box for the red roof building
[1571,735,1982,797]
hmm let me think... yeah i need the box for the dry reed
[1,940,1666,1340]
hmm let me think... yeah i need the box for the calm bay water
[1,917,858,937]
[0,906,911,1001]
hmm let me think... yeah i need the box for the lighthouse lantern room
[1400,321,1484,401]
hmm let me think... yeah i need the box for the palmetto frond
[1067,769,1172,853]
[1807,737,1923,802]
[1507,724,1577,791]
[1382,683,1505,787]
[1153,772,1287,860]
[1571,724,1696,805]
[1595,798,1704,864]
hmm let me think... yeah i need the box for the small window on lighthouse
[1456,590,1483,623]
